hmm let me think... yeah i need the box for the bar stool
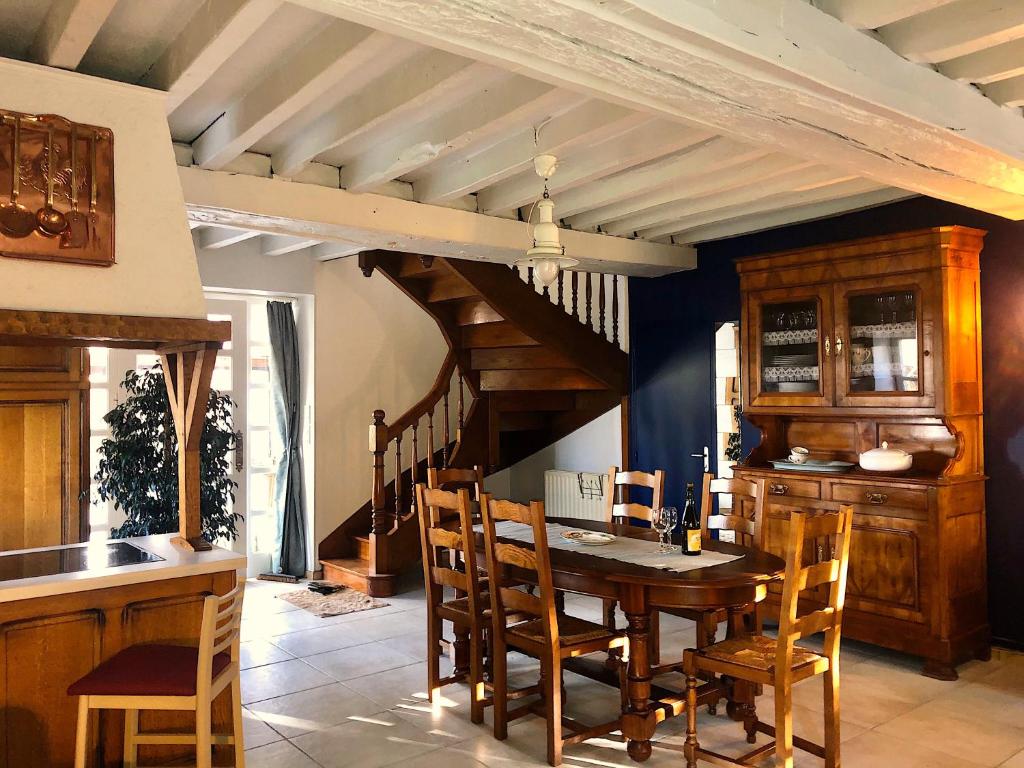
[69,582,246,768]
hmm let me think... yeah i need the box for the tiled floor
[238,578,1024,767]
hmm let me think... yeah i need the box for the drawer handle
[770,483,789,496]
[866,492,888,505]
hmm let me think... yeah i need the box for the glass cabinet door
[747,286,834,408]
[834,274,935,408]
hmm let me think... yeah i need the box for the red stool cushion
[67,644,231,697]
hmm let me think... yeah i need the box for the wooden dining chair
[481,494,628,767]
[682,506,854,768]
[427,465,484,499]
[69,582,245,768]
[415,482,490,723]
[603,466,665,659]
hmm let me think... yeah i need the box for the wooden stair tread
[471,346,575,370]
[462,322,536,348]
[425,274,480,303]
[454,299,503,326]
[320,557,368,576]
[481,368,605,391]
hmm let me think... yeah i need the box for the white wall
[0,58,205,318]
[500,405,624,503]
[196,235,315,295]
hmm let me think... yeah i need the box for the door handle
[234,430,244,472]
[690,446,710,473]
[835,336,844,355]
[824,336,830,357]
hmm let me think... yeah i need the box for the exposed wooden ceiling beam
[477,122,715,215]
[941,38,1024,84]
[338,77,564,193]
[195,226,261,250]
[29,0,119,70]
[261,234,322,256]
[553,138,767,219]
[880,1,1024,63]
[292,0,1024,219]
[193,23,396,169]
[567,155,813,232]
[812,0,959,30]
[411,98,644,204]
[607,166,858,237]
[639,178,887,240]
[983,75,1024,108]
[139,0,282,113]
[672,188,917,244]
[179,165,695,275]
[271,49,480,178]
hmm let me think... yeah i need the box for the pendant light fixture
[516,153,577,286]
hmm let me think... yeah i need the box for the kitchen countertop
[0,534,246,603]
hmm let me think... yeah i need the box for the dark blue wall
[628,196,1024,647]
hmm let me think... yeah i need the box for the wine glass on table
[652,506,677,553]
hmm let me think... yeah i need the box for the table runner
[483,521,743,574]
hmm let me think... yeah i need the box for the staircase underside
[318,252,628,596]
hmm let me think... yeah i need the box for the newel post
[370,409,391,534]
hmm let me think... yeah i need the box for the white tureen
[858,441,913,473]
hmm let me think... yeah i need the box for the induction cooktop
[0,541,164,582]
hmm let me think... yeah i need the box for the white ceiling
[2,0,1023,257]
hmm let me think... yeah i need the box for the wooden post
[370,409,391,534]
[159,343,218,551]
[394,433,403,523]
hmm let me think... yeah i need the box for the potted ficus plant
[92,364,241,542]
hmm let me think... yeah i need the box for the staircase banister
[385,350,458,441]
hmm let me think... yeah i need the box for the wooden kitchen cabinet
[733,227,989,679]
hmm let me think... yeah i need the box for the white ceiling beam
[941,38,1024,84]
[338,77,566,193]
[567,155,812,232]
[180,165,694,275]
[195,226,261,250]
[311,240,365,260]
[478,122,715,215]
[983,75,1024,108]
[606,165,857,237]
[554,138,767,219]
[412,98,644,204]
[29,0,119,70]
[638,178,886,240]
[261,234,322,256]
[291,0,1024,219]
[880,1,1024,63]
[193,23,395,169]
[140,0,282,113]
[812,0,959,30]
[671,188,917,244]
[271,49,478,178]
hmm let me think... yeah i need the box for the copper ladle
[0,115,37,238]
[62,125,88,248]
[35,122,67,238]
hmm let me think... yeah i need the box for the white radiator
[544,470,606,521]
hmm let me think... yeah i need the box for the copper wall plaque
[0,111,114,267]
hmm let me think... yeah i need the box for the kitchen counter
[0,533,245,603]
[0,535,244,766]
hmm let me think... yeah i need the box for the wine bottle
[681,482,701,556]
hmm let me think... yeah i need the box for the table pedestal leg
[620,589,656,762]
[452,624,471,678]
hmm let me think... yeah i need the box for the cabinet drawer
[763,477,822,500]
[832,483,927,511]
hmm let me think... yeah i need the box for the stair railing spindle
[599,273,606,338]
[585,272,593,328]
[443,387,450,467]
[612,274,620,345]
[410,421,419,514]
[457,368,464,438]
[527,266,534,289]
[393,433,403,524]
[427,408,436,469]
[572,271,579,319]
[557,271,564,309]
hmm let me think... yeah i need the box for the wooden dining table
[472,516,786,763]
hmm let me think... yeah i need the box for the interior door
[746,285,834,408]
[833,272,936,409]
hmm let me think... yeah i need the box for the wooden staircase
[318,250,628,596]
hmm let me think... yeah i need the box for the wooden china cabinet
[732,226,989,680]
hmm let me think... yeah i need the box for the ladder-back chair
[480,494,628,766]
[70,582,246,768]
[427,465,484,500]
[682,506,855,768]
[415,482,489,723]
